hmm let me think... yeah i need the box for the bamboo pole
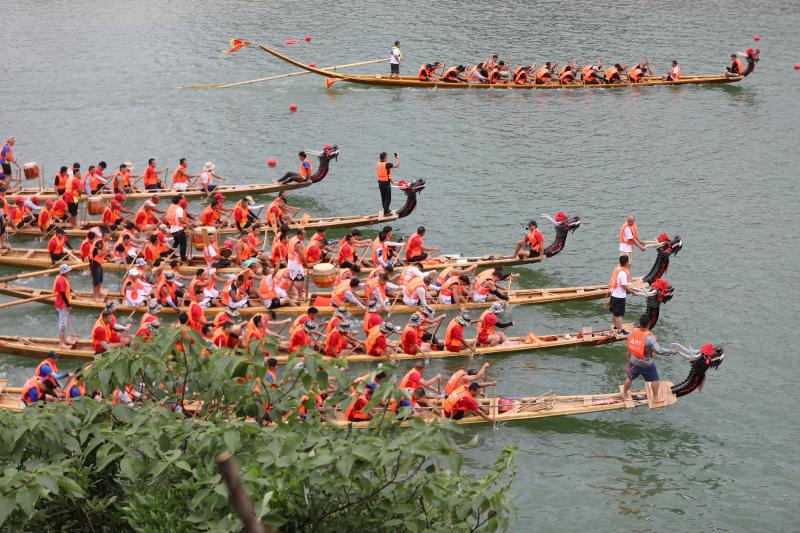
[0,262,89,283]
[0,293,54,310]
[184,58,390,90]
[216,452,265,533]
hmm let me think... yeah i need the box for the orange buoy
[309,63,317,68]
[754,35,761,41]
[795,64,800,70]
[284,39,299,45]
[268,159,277,167]
[305,35,312,42]
[290,104,298,112]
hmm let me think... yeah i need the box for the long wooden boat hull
[0,324,629,363]
[10,211,401,239]
[0,381,676,424]
[258,44,744,90]
[5,181,309,203]
[0,279,633,317]
[0,248,540,275]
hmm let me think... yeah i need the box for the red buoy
[309,63,317,68]
[290,104,298,112]
[284,39,299,45]
[268,159,277,167]
[754,35,761,41]
[305,35,312,42]
[795,64,800,70]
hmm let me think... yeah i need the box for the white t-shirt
[619,226,634,253]
[611,269,629,299]
[170,206,185,233]
[198,171,212,187]
[390,46,401,65]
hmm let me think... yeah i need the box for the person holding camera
[376,152,399,217]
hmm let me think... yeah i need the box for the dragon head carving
[670,343,725,397]
[541,211,581,257]
[643,233,682,285]
[395,179,427,218]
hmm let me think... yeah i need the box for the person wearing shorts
[389,41,402,78]
[608,255,635,335]
[620,316,677,402]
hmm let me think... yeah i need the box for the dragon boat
[8,179,427,239]
[257,43,749,90]
[0,344,725,426]
[5,145,340,202]
[0,212,584,274]
[0,278,674,361]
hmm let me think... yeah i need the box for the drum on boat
[87,197,105,215]
[192,226,216,251]
[311,262,337,287]
[23,162,39,180]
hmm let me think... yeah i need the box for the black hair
[148,158,155,165]
[308,306,318,314]
[379,152,387,161]
[619,255,630,266]
[178,312,189,324]
[179,158,186,165]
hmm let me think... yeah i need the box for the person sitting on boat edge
[663,60,681,81]
[724,53,744,77]
[620,316,677,403]
[406,226,439,263]
[443,382,495,423]
[513,220,545,260]
[277,151,314,184]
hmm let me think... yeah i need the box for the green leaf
[0,494,16,526]
[223,430,240,452]
[15,488,38,517]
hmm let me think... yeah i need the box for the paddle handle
[0,292,53,310]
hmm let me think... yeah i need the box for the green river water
[2,0,799,530]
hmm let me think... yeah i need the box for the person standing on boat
[376,152,399,216]
[389,41,402,78]
[1,137,17,179]
[620,316,677,403]
[619,215,646,262]
[608,255,638,336]
[53,264,73,349]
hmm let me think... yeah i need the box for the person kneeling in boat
[559,65,577,84]
[442,65,467,83]
[437,273,471,308]
[627,63,647,83]
[365,322,401,361]
[513,66,533,85]
[324,320,363,358]
[345,384,375,422]
[21,376,59,406]
[535,62,556,84]
[402,273,434,308]
[724,53,744,77]
[445,313,476,353]
[92,309,130,355]
[513,220,545,260]
[581,64,601,84]
[604,63,625,83]
[621,316,678,403]
[477,303,513,347]
[472,267,516,303]
[443,382,494,423]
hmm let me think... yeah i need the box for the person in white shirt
[198,162,223,195]
[608,255,637,335]
[618,215,646,262]
[390,41,402,78]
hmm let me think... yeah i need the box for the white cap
[143,200,156,208]
[59,264,72,274]
[123,162,133,169]
[245,195,255,205]
[203,162,215,171]
[208,267,217,275]
[128,268,141,276]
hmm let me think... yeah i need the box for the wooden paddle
[0,262,89,283]
[183,58,390,89]
[0,293,54,310]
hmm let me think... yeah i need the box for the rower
[417,62,441,81]
[663,60,681,81]
[35,351,70,394]
[399,312,426,355]
[535,62,555,84]
[431,263,476,291]
[442,65,466,83]
[725,53,744,77]
[402,273,433,308]
[472,267,516,303]
[37,199,54,234]
[198,162,222,194]
[444,362,491,395]
[406,226,439,262]
[604,63,625,83]
[444,313,475,353]
[466,63,489,83]
[200,198,223,227]
[442,383,494,422]
[476,302,513,347]
[627,64,646,83]
[620,316,678,402]
[9,197,33,228]
[143,158,168,190]
[437,273,470,307]
[266,191,298,226]
[156,271,183,311]
[362,300,384,335]
[364,271,400,310]
[484,54,499,72]
[488,62,506,84]
[233,196,257,232]
[371,230,403,269]
[376,151,399,217]
[288,319,322,352]
[270,231,288,268]
[559,65,576,84]
[187,287,208,332]
[220,273,250,316]
[171,158,196,191]
[345,384,374,421]
[399,361,442,394]
[47,228,72,264]
[332,277,366,310]
[324,320,362,357]
[66,366,91,400]
[92,309,128,354]
[211,321,238,349]
[365,321,401,360]
[513,220,545,259]
[619,214,646,262]
[21,376,58,406]
[289,306,323,336]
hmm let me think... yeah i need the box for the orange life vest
[444,319,464,352]
[443,385,470,416]
[364,325,385,355]
[619,222,638,245]
[626,328,654,360]
[331,279,353,307]
[444,370,467,395]
[376,161,390,182]
[608,265,631,291]
[35,357,60,387]
[403,277,425,301]
[477,309,495,339]
[399,368,421,389]
[20,377,44,405]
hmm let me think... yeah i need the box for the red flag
[223,39,252,54]
[324,78,337,88]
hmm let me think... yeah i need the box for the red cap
[214,192,225,202]
[701,343,715,356]
[223,239,234,249]
[15,197,23,205]
[324,145,332,150]
[554,211,567,222]
[45,200,54,207]
[179,198,188,208]
[651,279,669,292]
[746,48,754,55]
[111,200,122,208]
[31,196,41,206]
[658,232,670,243]
[115,193,125,202]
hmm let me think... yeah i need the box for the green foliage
[0,327,517,531]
